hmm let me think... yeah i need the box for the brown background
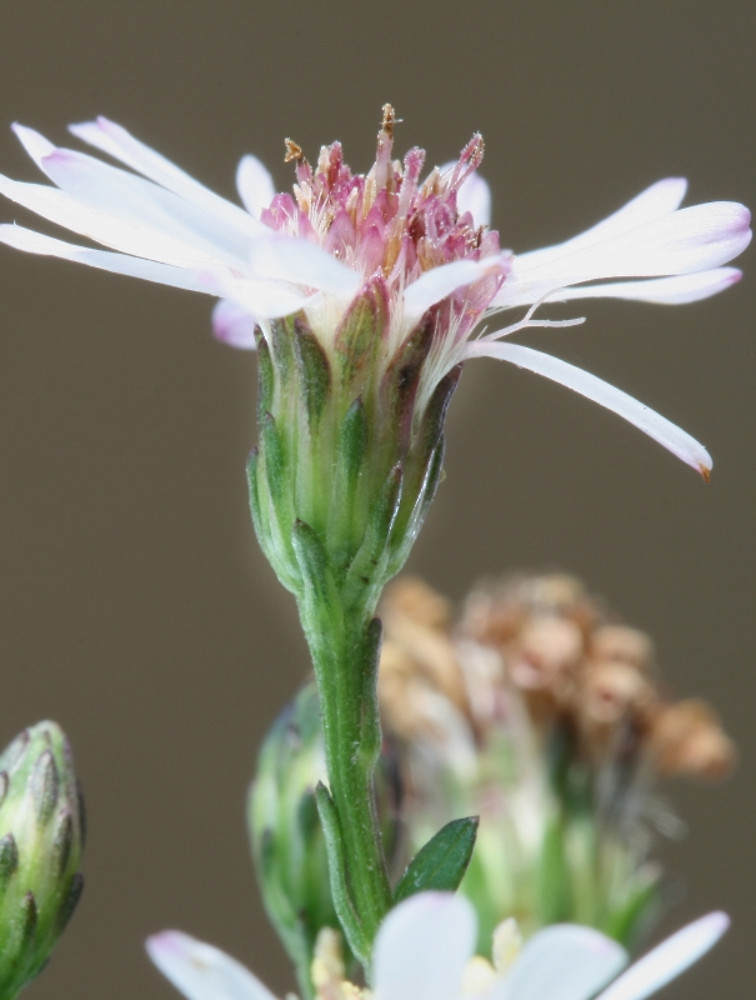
[0,2,753,998]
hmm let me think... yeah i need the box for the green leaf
[314,783,370,966]
[393,816,479,904]
[603,875,663,950]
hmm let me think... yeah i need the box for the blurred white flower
[0,110,750,474]
[146,892,728,1000]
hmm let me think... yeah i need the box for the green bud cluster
[0,722,84,1000]
[248,288,460,612]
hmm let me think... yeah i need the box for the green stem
[299,599,392,959]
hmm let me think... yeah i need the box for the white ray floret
[146,931,278,1000]
[465,340,713,476]
[145,893,729,1000]
[0,118,750,477]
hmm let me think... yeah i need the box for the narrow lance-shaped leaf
[314,783,370,966]
[393,816,479,904]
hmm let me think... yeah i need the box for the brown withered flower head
[377,573,735,955]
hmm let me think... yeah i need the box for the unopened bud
[0,722,85,999]
[247,683,337,982]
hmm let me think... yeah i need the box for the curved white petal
[466,341,712,476]
[212,298,259,348]
[403,255,510,320]
[236,155,276,217]
[0,171,233,269]
[543,268,743,306]
[495,202,751,311]
[595,913,729,1000]
[518,179,689,271]
[582,177,688,233]
[15,133,253,265]
[213,274,314,320]
[492,925,626,1000]
[68,117,263,234]
[611,201,753,274]
[373,893,476,1000]
[247,234,361,296]
[0,224,212,291]
[11,123,56,164]
[146,931,278,1000]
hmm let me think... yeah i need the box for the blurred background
[0,2,753,997]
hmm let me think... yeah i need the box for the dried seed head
[377,571,735,947]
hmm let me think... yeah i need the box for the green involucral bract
[248,292,460,612]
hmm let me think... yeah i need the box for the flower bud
[0,722,84,999]
[247,683,340,986]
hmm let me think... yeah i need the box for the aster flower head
[232,107,507,378]
[232,109,515,597]
[0,104,750,482]
[145,892,729,1000]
